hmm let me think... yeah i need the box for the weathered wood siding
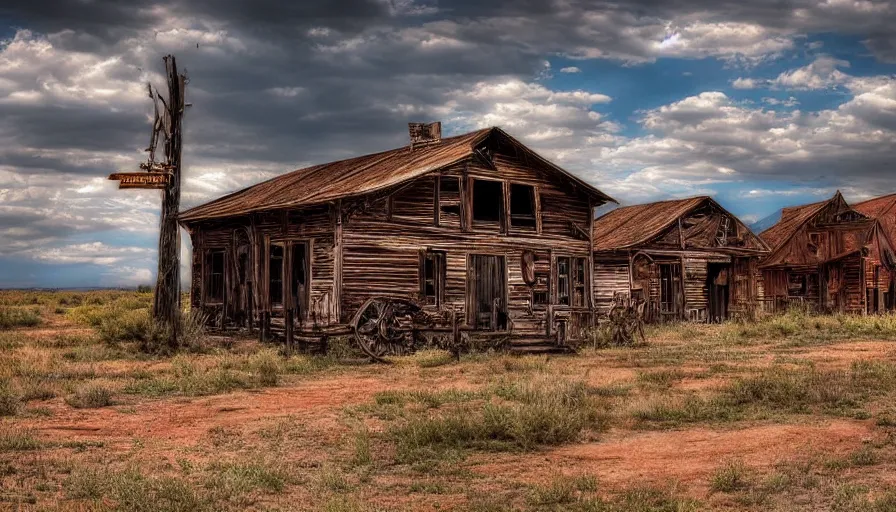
[340,154,593,337]
[594,260,630,312]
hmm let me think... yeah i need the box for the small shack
[592,196,768,323]
[759,191,896,313]
[178,125,615,351]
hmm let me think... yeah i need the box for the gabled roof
[592,196,766,252]
[179,127,614,222]
[759,200,828,249]
[853,192,896,219]
[593,197,707,251]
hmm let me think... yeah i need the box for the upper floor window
[472,179,503,224]
[205,250,225,303]
[510,184,536,228]
[438,176,462,226]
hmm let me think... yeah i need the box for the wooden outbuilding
[591,196,768,323]
[178,125,615,351]
[759,191,896,313]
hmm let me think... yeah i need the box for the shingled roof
[592,196,711,251]
[853,192,896,219]
[758,200,828,250]
[179,127,614,222]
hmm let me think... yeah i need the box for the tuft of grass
[66,383,115,408]
[351,428,373,467]
[0,306,41,328]
[203,459,290,499]
[390,380,608,463]
[66,468,205,512]
[710,460,751,493]
[527,473,598,506]
[0,429,42,451]
[0,381,23,416]
[638,369,686,388]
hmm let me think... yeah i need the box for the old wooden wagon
[178,125,615,357]
[591,197,769,323]
[759,191,896,314]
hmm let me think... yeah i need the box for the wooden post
[285,308,295,354]
[152,55,187,350]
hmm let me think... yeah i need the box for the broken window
[510,184,537,228]
[269,244,284,307]
[472,179,503,224]
[420,250,445,305]
[205,250,225,303]
[557,256,586,306]
[438,176,462,225]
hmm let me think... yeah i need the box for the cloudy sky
[1,0,895,288]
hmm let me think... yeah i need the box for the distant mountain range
[750,209,783,234]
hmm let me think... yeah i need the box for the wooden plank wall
[189,205,337,324]
[340,155,593,336]
[593,260,630,312]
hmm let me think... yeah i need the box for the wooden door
[469,254,507,330]
[707,263,729,323]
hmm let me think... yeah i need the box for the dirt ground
[3,302,896,510]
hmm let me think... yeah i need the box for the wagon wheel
[351,297,421,362]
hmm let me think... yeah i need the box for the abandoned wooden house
[178,124,615,355]
[759,191,896,313]
[591,196,769,323]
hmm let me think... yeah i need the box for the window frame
[204,248,226,305]
[509,183,538,230]
[420,250,446,306]
[470,178,505,227]
[268,242,285,308]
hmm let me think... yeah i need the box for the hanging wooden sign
[108,172,171,189]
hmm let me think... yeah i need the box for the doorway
[469,254,507,330]
[268,241,310,322]
[707,263,730,323]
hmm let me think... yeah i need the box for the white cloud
[25,242,151,265]
[560,66,581,73]
[771,55,851,89]
[732,77,758,89]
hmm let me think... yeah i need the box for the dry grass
[4,290,896,511]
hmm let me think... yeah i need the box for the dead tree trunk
[153,55,186,349]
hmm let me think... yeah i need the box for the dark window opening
[205,250,225,303]
[472,179,502,223]
[441,204,461,216]
[440,176,460,194]
[533,291,550,305]
[269,244,284,307]
[557,257,570,305]
[557,256,586,307]
[510,184,536,228]
[421,251,445,305]
[572,257,586,307]
[788,273,807,296]
[290,243,307,315]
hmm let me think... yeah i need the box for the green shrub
[0,307,41,328]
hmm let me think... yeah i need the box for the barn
[759,191,896,313]
[178,125,615,354]
[591,196,768,323]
